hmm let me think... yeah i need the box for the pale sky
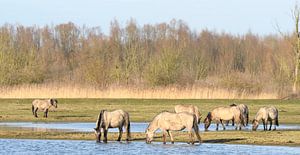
[0,0,298,35]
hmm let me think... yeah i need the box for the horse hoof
[163,142,166,144]
[171,141,174,144]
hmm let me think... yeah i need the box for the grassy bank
[0,128,299,146]
[0,99,299,123]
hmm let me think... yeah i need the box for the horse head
[50,99,58,108]
[252,119,259,131]
[145,128,154,144]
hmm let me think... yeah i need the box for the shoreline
[0,128,299,147]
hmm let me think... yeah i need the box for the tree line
[0,19,295,96]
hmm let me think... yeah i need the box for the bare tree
[292,5,300,93]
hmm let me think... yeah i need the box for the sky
[0,0,298,35]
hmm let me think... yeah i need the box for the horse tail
[192,114,202,143]
[246,112,249,126]
[239,111,245,127]
[125,112,131,140]
[95,110,104,130]
[32,105,34,115]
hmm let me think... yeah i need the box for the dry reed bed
[0,84,277,99]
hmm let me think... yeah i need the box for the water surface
[0,122,299,132]
[0,139,299,155]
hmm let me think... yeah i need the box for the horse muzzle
[145,139,152,144]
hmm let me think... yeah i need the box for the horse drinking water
[252,106,279,131]
[204,106,244,131]
[145,111,201,144]
[94,109,131,143]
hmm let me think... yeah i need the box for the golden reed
[0,83,277,99]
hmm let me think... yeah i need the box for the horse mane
[206,112,212,120]
[146,112,162,131]
[95,110,106,130]
[230,103,237,107]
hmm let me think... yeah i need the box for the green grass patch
[0,99,299,123]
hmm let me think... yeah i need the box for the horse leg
[264,120,268,131]
[225,120,229,126]
[216,120,220,131]
[232,118,235,126]
[103,129,108,143]
[44,109,48,118]
[269,120,272,131]
[167,130,174,144]
[220,120,226,130]
[162,130,167,144]
[34,108,38,118]
[117,127,123,141]
[246,113,249,126]
[188,131,194,145]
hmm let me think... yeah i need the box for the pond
[0,139,299,155]
[0,122,299,132]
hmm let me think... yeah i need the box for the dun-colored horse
[94,109,131,143]
[145,111,201,144]
[174,105,202,124]
[252,106,279,131]
[225,103,249,126]
[32,99,58,118]
[204,106,244,131]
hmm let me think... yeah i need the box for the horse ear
[49,99,53,104]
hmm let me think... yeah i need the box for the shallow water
[0,139,299,155]
[0,122,299,132]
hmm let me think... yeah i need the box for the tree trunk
[293,61,298,94]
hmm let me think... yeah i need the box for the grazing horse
[94,109,131,143]
[225,103,249,126]
[32,99,58,118]
[145,111,201,144]
[204,106,244,131]
[252,106,279,131]
[174,105,202,124]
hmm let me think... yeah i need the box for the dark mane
[230,103,237,107]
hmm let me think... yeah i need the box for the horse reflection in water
[146,111,201,145]
[94,109,131,143]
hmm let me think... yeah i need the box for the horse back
[160,112,194,131]
[105,109,128,128]
[32,99,49,108]
[212,107,236,120]
[175,105,199,117]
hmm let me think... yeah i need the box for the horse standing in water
[145,111,201,145]
[204,106,244,131]
[225,103,249,126]
[32,99,58,118]
[174,105,202,124]
[94,109,131,143]
[252,106,279,131]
